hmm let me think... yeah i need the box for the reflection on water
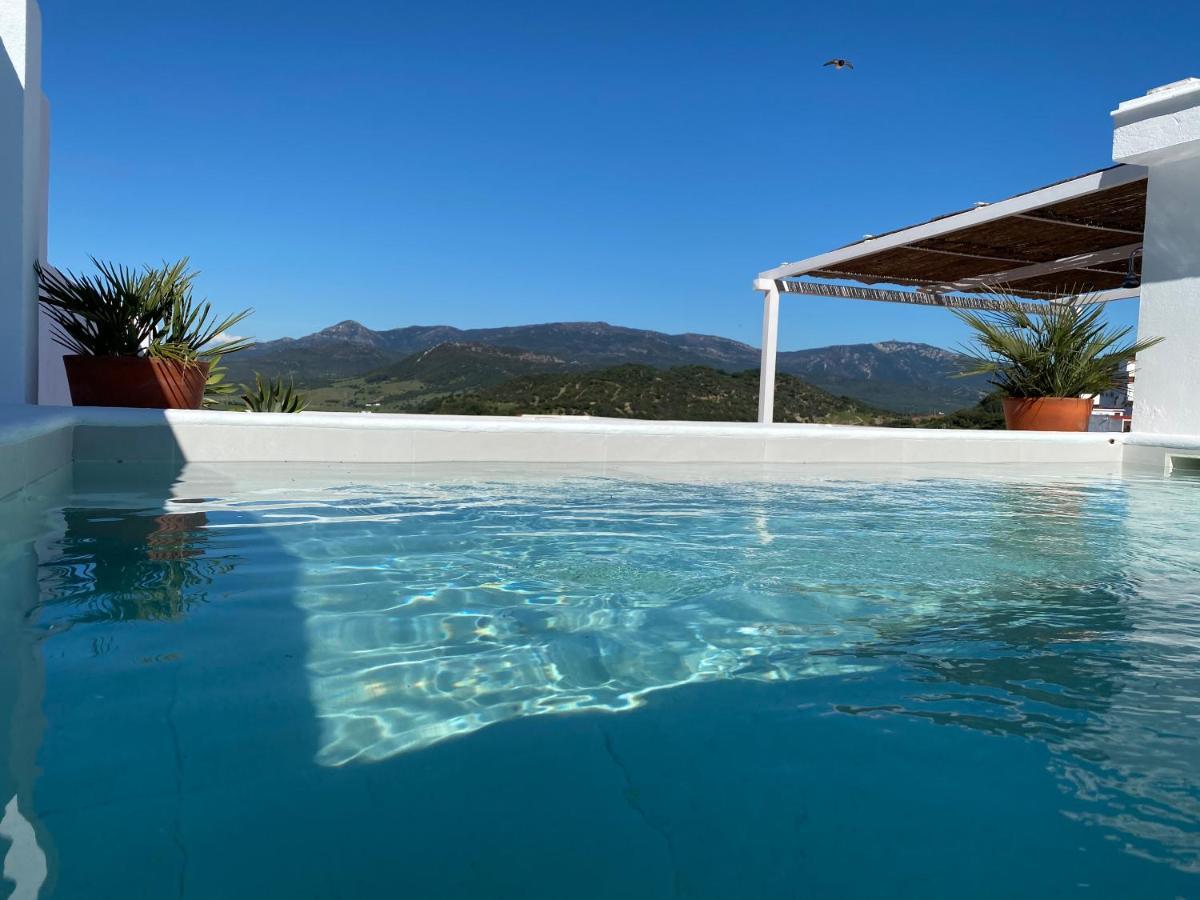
[37,507,238,624]
[0,795,47,900]
[840,577,1200,873]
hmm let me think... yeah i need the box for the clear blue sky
[42,0,1197,351]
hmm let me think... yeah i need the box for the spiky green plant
[240,373,308,413]
[954,295,1162,398]
[37,257,254,365]
[149,261,254,363]
[37,258,185,357]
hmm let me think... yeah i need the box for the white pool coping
[1,402,1196,499]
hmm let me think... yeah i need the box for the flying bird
[823,59,854,70]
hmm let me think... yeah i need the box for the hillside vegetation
[420,364,904,424]
[301,342,576,412]
[366,342,567,388]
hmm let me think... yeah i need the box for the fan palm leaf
[38,257,255,364]
[955,290,1162,398]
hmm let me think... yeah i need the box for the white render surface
[59,407,1127,466]
[1119,430,1200,473]
[1112,78,1200,166]
[1112,79,1200,436]
[0,0,50,405]
[0,405,72,499]
[0,404,1156,502]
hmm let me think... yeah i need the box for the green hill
[365,342,568,388]
[301,342,573,411]
[419,364,902,424]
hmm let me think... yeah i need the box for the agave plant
[955,295,1162,398]
[241,373,308,413]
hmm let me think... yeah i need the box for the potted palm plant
[38,258,253,409]
[955,297,1161,431]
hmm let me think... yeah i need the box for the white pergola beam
[1012,213,1142,236]
[1083,287,1142,304]
[906,246,1032,264]
[931,241,1142,293]
[759,164,1147,281]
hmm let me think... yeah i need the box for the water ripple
[29,468,1200,873]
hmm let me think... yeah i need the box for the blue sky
[41,0,1197,351]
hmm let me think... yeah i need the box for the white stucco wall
[1128,154,1200,434]
[1113,79,1200,435]
[0,0,50,406]
[34,90,67,405]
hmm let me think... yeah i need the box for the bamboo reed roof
[761,165,1147,300]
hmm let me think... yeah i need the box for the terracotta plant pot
[63,356,210,409]
[1001,396,1093,432]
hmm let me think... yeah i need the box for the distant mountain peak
[320,319,375,337]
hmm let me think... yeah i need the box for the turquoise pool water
[1,462,1199,899]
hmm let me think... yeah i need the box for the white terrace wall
[1113,78,1200,436]
[0,0,50,406]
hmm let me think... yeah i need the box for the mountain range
[225,320,989,414]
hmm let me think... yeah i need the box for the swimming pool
[2,462,1199,898]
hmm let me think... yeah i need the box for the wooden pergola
[753,164,1148,422]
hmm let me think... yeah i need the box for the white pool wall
[1121,432,1200,475]
[0,405,1172,500]
[0,406,73,499]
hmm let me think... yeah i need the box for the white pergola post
[1112,78,1200,435]
[753,278,780,424]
